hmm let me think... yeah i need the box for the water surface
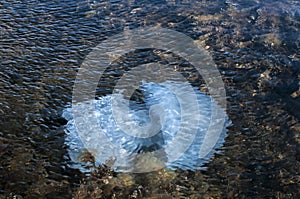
[0,0,299,198]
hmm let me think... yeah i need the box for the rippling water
[1,0,299,198]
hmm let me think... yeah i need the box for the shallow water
[1,0,299,198]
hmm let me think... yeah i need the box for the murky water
[1,0,299,198]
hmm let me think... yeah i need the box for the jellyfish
[63,81,229,173]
